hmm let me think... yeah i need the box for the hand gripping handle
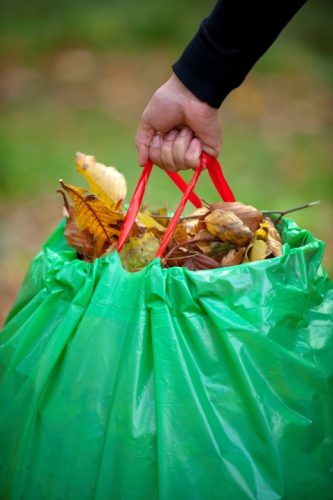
[116,152,235,256]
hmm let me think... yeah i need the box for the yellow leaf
[152,207,169,227]
[136,212,166,233]
[254,226,269,241]
[246,239,269,262]
[59,180,124,258]
[250,219,282,258]
[119,232,160,272]
[75,152,127,209]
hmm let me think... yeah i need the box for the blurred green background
[1,0,332,325]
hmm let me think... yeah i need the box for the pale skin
[135,73,221,171]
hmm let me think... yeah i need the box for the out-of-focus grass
[0,0,213,57]
[1,0,332,61]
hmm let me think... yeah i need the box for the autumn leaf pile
[58,153,282,272]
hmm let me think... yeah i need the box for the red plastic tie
[201,152,235,202]
[156,162,204,258]
[166,171,203,208]
[117,160,153,252]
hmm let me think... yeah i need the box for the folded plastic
[0,217,332,499]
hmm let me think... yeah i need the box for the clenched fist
[135,73,222,171]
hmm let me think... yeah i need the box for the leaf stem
[150,213,207,221]
[162,238,228,264]
[164,252,201,263]
[263,200,320,224]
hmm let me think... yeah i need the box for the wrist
[169,72,217,110]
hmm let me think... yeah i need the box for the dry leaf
[162,247,192,268]
[64,206,96,261]
[76,152,127,210]
[245,219,282,261]
[221,247,246,267]
[184,207,210,235]
[180,254,220,271]
[151,207,169,227]
[263,217,282,257]
[192,229,232,258]
[172,223,189,245]
[119,232,160,272]
[210,202,263,232]
[193,229,215,253]
[136,212,166,233]
[209,242,234,260]
[205,209,253,246]
[59,181,123,258]
[246,239,270,262]
[244,221,272,263]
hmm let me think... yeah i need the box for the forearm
[172,0,307,108]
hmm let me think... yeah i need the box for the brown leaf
[205,209,253,246]
[193,229,215,253]
[172,223,189,245]
[184,207,210,235]
[180,254,220,271]
[163,247,192,268]
[193,229,232,258]
[59,181,124,258]
[221,247,246,267]
[263,217,282,257]
[64,207,96,261]
[210,202,263,232]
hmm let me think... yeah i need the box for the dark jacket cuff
[172,22,246,108]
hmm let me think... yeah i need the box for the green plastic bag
[1,215,333,500]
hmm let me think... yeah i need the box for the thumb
[198,123,222,159]
[201,143,220,159]
[135,118,155,166]
[189,108,222,159]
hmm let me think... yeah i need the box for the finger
[184,138,202,169]
[189,106,222,158]
[149,134,162,166]
[160,129,179,172]
[135,116,155,166]
[173,127,193,170]
[202,143,221,159]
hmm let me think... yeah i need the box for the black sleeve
[172,0,307,108]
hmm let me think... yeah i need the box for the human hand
[135,73,221,171]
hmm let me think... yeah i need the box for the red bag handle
[117,152,235,256]
[166,171,203,209]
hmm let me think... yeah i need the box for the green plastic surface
[1,218,333,499]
